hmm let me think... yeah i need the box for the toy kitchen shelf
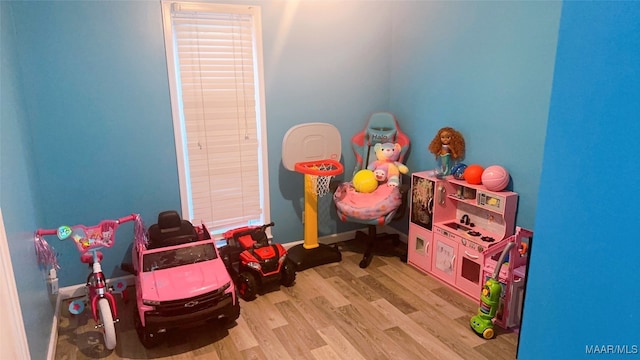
[408,170,519,302]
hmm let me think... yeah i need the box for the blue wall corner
[520,2,640,358]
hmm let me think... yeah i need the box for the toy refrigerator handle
[492,242,515,279]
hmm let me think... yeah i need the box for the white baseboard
[47,227,406,359]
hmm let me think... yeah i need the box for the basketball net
[308,166,335,197]
[294,160,343,198]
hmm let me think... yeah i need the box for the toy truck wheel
[133,307,162,348]
[225,302,241,326]
[280,259,296,287]
[482,327,495,339]
[237,272,257,301]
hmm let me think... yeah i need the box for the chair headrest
[366,112,398,144]
[157,210,183,232]
[351,112,411,172]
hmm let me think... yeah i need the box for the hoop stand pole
[287,174,342,271]
[303,174,319,249]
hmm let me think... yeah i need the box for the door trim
[0,208,31,359]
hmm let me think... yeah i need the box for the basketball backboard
[282,123,342,171]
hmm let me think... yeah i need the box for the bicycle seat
[81,251,103,264]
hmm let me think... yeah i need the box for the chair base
[287,243,342,272]
[355,225,407,268]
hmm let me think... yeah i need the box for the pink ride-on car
[129,211,240,348]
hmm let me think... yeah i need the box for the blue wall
[7,0,556,288]
[261,1,393,237]
[1,2,394,357]
[7,0,396,289]
[6,1,630,359]
[1,2,55,358]
[388,1,561,234]
[9,1,182,288]
[520,2,640,358]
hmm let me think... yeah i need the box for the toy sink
[442,221,472,232]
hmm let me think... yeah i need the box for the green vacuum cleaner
[470,242,515,339]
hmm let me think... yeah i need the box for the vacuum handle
[492,242,515,280]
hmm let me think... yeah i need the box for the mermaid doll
[428,127,465,177]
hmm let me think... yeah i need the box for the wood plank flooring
[55,239,519,360]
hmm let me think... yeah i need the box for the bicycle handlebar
[36,228,58,237]
[36,214,139,253]
[36,214,138,237]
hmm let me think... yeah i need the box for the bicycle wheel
[97,298,117,350]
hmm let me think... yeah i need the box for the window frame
[161,1,270,237]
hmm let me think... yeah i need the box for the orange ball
[463,164,484,185]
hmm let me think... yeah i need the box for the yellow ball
[353,169,378,193]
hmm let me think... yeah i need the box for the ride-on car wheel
[238,272,257,301]
[280,259,296,287]
[98,298,116,350]
[225,302,241,326]
[134,307,162,348]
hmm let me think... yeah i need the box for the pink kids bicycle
[35,213,141,350]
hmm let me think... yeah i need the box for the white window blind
[162,2,269,234]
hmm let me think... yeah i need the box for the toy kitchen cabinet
[408,171,518,300]
[408,172,455,273]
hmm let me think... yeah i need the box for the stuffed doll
[367,142,409,186]
[428,127,465,177]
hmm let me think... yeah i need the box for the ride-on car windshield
[143,243,217,272]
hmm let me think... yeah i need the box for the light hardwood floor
[55,239,519,360]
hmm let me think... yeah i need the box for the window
[161,1,269,236]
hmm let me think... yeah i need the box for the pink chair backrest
[351,112,410,174]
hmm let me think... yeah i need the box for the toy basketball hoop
[282,123,344,271]
[295,159,343,197]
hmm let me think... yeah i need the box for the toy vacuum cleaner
[470,242,515,339]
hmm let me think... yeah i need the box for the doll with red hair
[428,127,465,177]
